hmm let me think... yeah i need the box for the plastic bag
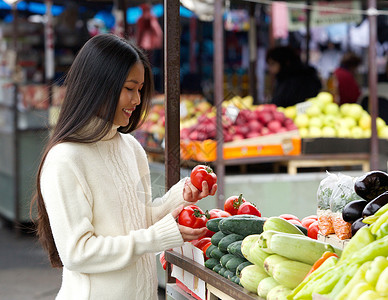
[317,172,338,236]
[330,174,363,240]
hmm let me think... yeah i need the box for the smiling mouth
[123,108,134,115]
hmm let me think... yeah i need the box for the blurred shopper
[333,52,362,105]
[31,34,216,300]
[266,45,322,107]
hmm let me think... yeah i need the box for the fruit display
[285,91,388,139]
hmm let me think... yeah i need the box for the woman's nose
[132,91,141,106]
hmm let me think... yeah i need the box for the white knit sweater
[41,125,188,300]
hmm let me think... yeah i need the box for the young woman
[31,34,216,300]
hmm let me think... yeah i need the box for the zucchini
[205,244,217,259]
[210,247,227,260]
[211,231,227,246]
[230,275,240,285]
[218,267,227,276]
[227,240,244,258]
[206,218,222,232]
[205,258,219,270]
[218,233,244,252]
[220,253,236,267]
[295,224,308,236]
[236,261,253,277]
[263,217,305,235]
[212,264,222,273]
[241,234,261,259]
[225,257,246,273]
[223,270,235,279]
[219,216,266,236]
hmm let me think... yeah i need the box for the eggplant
[342,199,368,224]
[354,171,388,201]
[351,217,368,236]
[362,191,388,218]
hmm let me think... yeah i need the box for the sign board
[288,0,362,31]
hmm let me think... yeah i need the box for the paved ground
[0,219,165,300]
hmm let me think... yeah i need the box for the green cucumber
[218,267,227,276]
[227,240,244,258]
[223,270,235,279]
[205,258,219,270]
[231,276,240,285]
[219,216,266,237]
[206,244,217,259]
[226,257,247,273]
[218,233,244,252]
[220,253,236,267]
[210,247,227,260]
[236,261,253,277]
[211,231,227,246]
[295,224,308,236]
[212,264,222,273]
[206,218,222,232]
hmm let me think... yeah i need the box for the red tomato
[202,242,213,260]
[301,215,318,223]
[308,221,319,239]
[190,165,217,192]
[204,209,231,237]
[159,251,167,270]
[279,214,301,223]
[237,202,262,217]
[178,205,207,228]
[190,237,212,249]
[301,218,317,229]
[287,219,303,226]
[224,194,246,215]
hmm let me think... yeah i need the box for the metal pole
[368,0,379,170]
[248,2,257,104]
[214,0,225,208]
[164,0,181,190]
[305,0,311,65]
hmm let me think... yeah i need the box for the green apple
[306,104,322,117]
[337,127,351,138]
[309,116,323,128]
[377,117,386,131]
[359,114,371,130]
[284,106,297,119]
[308,126,322,138]
[348,103,364,120]
[344,117,357,129]
[321,126,337,137]
[351,126,364,139]
[378,125,388,139]
[363,128,371,138]
[323,115,337,127]
[339,103,351,117]
[299,127,309,138]
[317,92,334,104]
[323,102,340,115]
[294,114,309,128]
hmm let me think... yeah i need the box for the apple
[262,104,277,111]
[267,120,283,133]
[347,103,364,120]
[317,92,334,104]
[284,106,297,119]
[273,110,286,123]
[285,123,298,131]
[294,114,309,128]
[248,119,263,132]
[257,111,273,125]
[180,128,191,139]
[322,115,337,127]
[308,126,322,138]
[351,126,364,139]
[246,132,261,138]
[339,103,351,116]
[299,127,309,138]
[363,128,371,138]
[343,117,357,129]
[378,125,388,139]
[309,117,323,128]
[337,127,351,138]
[235,125,250,137]
[321,126,336,137]
[323,103,339,115]
[233,133,245,141]
[359,114,371,130]
[305,105,321,117]
[260,127,271,135]
[377,117,386,131]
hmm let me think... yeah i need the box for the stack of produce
[289,202,388,299]
[284,91,388,139]
[238,216,341,299]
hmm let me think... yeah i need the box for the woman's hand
[183,178,217,203]
[172,205,207,242]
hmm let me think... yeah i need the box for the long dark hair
[31,34,153,268]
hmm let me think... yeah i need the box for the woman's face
[267,58,280,76]
[114,62,144,127]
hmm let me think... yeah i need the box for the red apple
[248,119,263,132]
[273,111,286,123]
[246,132,261,138]
[267,120,282,133]
[260,127,271,135]
[257,111,273,125]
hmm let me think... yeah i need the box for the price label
[225,105,240,123]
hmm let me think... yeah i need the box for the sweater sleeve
[41,153,184,274]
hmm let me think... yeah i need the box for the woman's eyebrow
[125,79,144,84]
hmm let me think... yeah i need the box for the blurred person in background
[333,51,362,105]
[266,45,322,107]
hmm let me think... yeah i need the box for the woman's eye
[125,87,133,91]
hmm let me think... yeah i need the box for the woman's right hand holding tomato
[172,205,207,242]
